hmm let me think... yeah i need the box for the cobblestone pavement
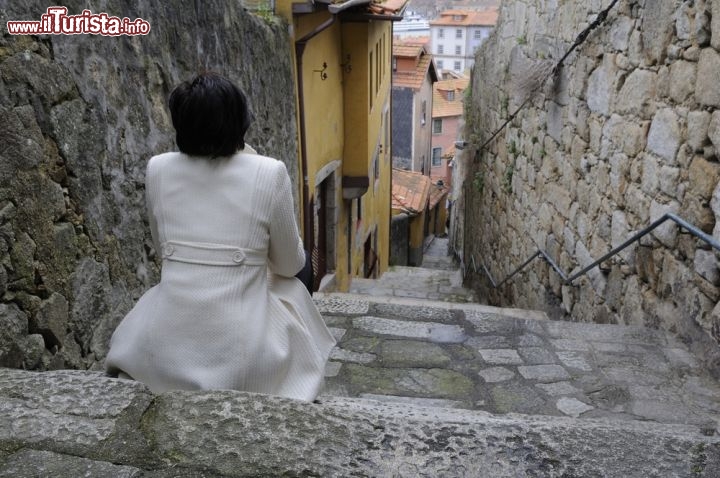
[319,240,720,432]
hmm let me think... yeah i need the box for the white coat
[105,148,335,401]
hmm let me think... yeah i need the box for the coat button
[163,244,174,256]
[232,251,244,263]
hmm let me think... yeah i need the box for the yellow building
[276,0,408,291]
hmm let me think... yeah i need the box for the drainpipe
[295,14,336,251]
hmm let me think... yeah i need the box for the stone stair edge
[314,292,549,321]
[2,368,715,440]
[318,395,718,438]
[2,369,718,477]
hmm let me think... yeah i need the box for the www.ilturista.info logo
[7,6,151,36]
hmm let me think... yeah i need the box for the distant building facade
[393,11,430,39]
[391,39,438,174]
[431,75,469,189]
[429,9,498,74]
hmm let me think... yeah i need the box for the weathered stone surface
[32,292,68,349]
[556,397,594,417]
[586,58,615,115]
[669,60,696,103]
[647,109,682,164]
[478,366,516,383]
[688,111,711,153]
[329,347,376,364]
[478,349,524,365]
[353,316,466,343]
[713,0,720,50]
[1,368,718,477]
[689,156,720,201]
[0,450,143,478]
[640,0,677,64]
[517,364,570,381]
[709,111,720,152]
[0,369,153,463]
[379,340,452,368]
[696,48,720,107]
[694,250,720,286]
[615,69,656,117]
[650,199,680,247]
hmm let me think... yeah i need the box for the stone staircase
[1,237,719,476]
[349,236,478,302]
[312,236,720,473]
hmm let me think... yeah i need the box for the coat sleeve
[145,156,162,258]
[268,161,306,277]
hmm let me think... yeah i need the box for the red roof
[324,0,410,16]
[392,168,431,214]
[429,9,499,27]
[429,182,449,209]
[432,77,469,118]
[392,40,438,90]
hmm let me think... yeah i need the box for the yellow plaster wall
[275,3,394,288]
[341,20,393,279]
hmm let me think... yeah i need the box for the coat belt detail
[160,241,266,266]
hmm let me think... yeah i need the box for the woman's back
[105,73,334,400]
[148,151,273,249]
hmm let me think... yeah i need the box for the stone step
[349,266,478,302]
[315,293,720,432]
[1,368,718,477]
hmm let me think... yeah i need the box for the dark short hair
[169,72,253,157]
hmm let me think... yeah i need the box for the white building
[429,9,498,74]
[393,11,430,39]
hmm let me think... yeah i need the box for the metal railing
[454,213,720,288]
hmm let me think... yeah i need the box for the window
[455,45,461,55]
[432,147,442,166]
[474,29,482,40]
[436,59,444,69]
[437,44,444,54]
[375,42,380,95]
[374,150,380,179]
[381,34,385,81]
[432,118,442,134]
[454,60,461,71]
[456,29,462,39]
[421,100,426,125]
[369,51,373,109]
[447,91,455,101]
[453,14,463,21]
[438,28,444,38]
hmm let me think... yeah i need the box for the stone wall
[463,0,720,374]
[0,1,297,371]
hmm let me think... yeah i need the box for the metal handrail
[454,213,720,288]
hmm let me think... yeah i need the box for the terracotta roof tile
[429,182,449,209]
[393,54,434,89]
[323,0,410,16]
[393,43,424,58]
[395,35,430,46]
[392,168,431,214]
[432,77,469,117]
[392,42,437,90]
[368,0,409,15]
[429,8,499,27]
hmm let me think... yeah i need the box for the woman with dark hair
[105,73,335,401]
